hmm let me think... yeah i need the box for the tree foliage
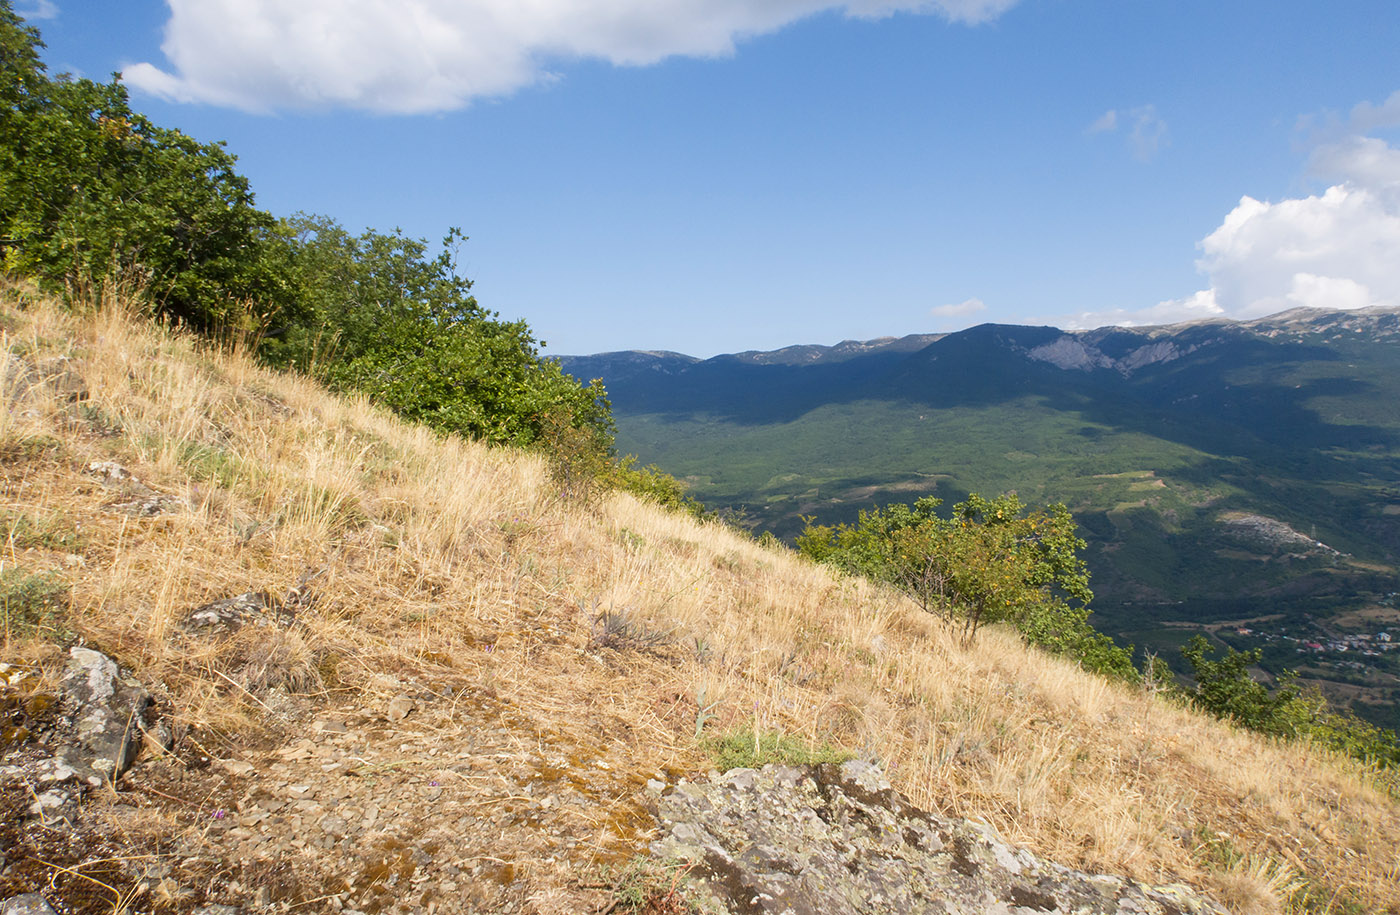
[797,493,1134,678]
[0,7,286,331]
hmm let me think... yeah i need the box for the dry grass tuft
[3,281,1399,912]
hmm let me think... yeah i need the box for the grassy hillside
[3,284,1400,914]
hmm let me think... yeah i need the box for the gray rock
[87,461,185,515]
[183,591,275,635]
[651,761,1227,915]
[0,894,59,915]
[57,647,153,785]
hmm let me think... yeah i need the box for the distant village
[1236,627,1396,657]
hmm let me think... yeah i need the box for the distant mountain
[560,307,1400,727]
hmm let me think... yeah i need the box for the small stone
[87,461,132,482]
[219,758,256,777]
[319,814,349,837]
[386,694,416,722]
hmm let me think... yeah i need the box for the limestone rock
[57,647,153,785]
[651,761,1228,915]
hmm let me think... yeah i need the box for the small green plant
[1,508,85,551]
[608,857,715,914]
[0,567,69,638]
[703,730,854,771]
[588,607,672,653]
[693,685,720,738]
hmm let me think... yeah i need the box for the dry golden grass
[3,280,1399,912]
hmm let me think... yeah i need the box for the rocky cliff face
[652,761,1227,915]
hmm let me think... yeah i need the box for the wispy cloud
[931,298,987,320]
[15,0,58,20]
[1086,110,1117,134]
[125,0,1025,114]
[1087,105,1168,162]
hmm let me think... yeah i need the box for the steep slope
[3,286,1399,914]
[562,310,1400,726]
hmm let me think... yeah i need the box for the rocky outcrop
[56,646,159,785]
[652,761,1227,915]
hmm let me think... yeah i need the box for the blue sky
[18,0,1400,356]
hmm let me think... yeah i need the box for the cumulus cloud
[931,297,987,319]
[1195,182,1400,317]
[124,0,1023,114]
[1086,105,1168,161]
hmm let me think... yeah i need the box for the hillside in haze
[561,307,1400,727]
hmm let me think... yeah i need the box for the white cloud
[124,0,1023,114]
[1346,89,1400,134]
[1126,105,1168,162]
[15,0,58,20]
[931,297,987,318]
[1085,105,1167,161]
[1196,181,1400,317]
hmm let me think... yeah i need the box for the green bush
[611,457,711,520]
[0,4,288,333]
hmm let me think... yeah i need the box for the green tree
[1180,636,1400,771]
[0,3,287,331]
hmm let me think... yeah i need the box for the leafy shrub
[611,457,711,520]
[0,5,288,333]
[1,11,617,454]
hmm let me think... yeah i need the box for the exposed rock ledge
[652,761,1226,915]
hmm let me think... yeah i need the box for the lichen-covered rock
[183,591,277,635]
[0,893,60,915]
[651,761,1227,915]
[57,647,153,785]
